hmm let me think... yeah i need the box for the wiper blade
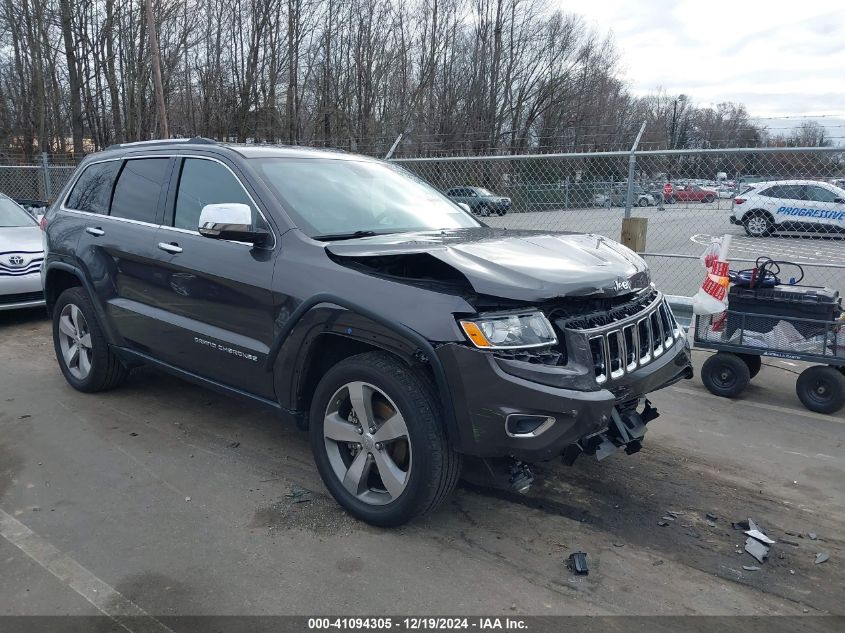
[313,230,383,242]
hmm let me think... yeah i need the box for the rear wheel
[796,366,845,414]
[701,352,750,398]
[309,351,461,526]
[52,287,128,392]
[638,197,649,207]
[737,353,762,379]
[744,212,774,237]
[496,209,507,216]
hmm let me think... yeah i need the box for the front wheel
[477,204,491,217]
[796,366,845,414]
[701,352,750,398]
[309,351,461,526]
[638,197,649,207]
[496,209,507,216]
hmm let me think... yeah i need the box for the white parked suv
[730,180,845,237]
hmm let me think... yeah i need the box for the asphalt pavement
[1,309,843,624]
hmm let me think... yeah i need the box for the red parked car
[664,184,717,204]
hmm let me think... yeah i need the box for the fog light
[505,414,555,438]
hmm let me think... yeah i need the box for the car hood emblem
[8,255,25,267]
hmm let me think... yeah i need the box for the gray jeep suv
[41,138,692,526]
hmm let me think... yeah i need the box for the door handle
[158,242,183,254]
[85,227,105,236]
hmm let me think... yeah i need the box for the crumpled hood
[325,228,650,302]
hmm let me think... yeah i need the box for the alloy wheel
[57,303,93,380]
[746,216,769,236]
[323,381,412,506]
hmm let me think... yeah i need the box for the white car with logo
[729,179,845,237]
[0,193,45,310]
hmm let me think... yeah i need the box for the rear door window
[110,158,171,223]
[66,161,120,214]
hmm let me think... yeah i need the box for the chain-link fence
[392,146,845,297]
[0,153,77,211]
[2,145,843,300]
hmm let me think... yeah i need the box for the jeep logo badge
[614,279,632,291]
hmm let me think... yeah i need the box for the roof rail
[104,136,218,151]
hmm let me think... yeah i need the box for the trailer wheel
[796,366,845,414]
[737,353,762,379]
[701,352,750,398]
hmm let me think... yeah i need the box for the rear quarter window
[66,161,120,214]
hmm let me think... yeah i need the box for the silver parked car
[0,193,45,311]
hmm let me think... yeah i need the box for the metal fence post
[41,152,52,202]
[624,121,647,218]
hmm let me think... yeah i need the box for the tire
[743,211,774,237]
[737,353,762,379]
[704,195,715,203]
[796,366,845,414]
[477,204,491,217]
[52,287,129,393]
[701,352,750,398]
[309,351,461,526]
[668,196,676,204]
[496,209,507,216]
[638,197,649,207]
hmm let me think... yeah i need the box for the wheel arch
[44,262,121,345]
[741,208,776,224]
[269,294,458,443]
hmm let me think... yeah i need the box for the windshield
[475,188,495,196]
[253,158,481,238]
[0,198,37,227]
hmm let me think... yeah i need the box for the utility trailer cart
[694,285,845,414]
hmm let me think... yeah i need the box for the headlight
[458,312,557,349]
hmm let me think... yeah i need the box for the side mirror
[198,203,269,245]
[835,197,845,204]
[457,202,471,213]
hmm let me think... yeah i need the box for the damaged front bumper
[436,334,692,463]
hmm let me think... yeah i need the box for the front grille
[0,291,44,305]
[564,292,681,384]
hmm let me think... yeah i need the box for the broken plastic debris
[742,565,760,571]
[657,521,670,527]
[661,515,676,521]
[745,538,769,564]
[286,485,313,503]
[705,513,718,521]
[745,529,776,545]
[731,520,750,531]
[667,510,684,517]
[808,532,817,540]
[814,552,829,565]
[567,552,589,575]
[748,518,761,532]
[706,521,717,527]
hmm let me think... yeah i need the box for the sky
[560,0,845,135]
